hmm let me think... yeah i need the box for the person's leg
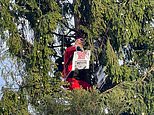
[79,80,92,90]
[66,78,81,90]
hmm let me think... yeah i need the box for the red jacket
[62,45,76,78]
[62,45,92,90]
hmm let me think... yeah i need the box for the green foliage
[0,0,153,114]
[68,89,103,115]
[0,89,29,115]
[105,39,122,83]
[25,79,153,115]
[7,34,22,56]
[0,0,16,33]
[101,80,149,115]
[121,64,139,81]
[33,88,103,115]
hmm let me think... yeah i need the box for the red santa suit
[62,45,91,90]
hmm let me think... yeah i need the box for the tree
[0,0,153,114]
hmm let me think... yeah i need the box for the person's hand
[76,46,83,51]
[75,39,83,50]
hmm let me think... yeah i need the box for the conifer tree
[0,0,153,114]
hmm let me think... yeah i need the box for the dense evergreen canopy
[0,0,153,114]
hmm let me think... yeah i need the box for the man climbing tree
[63,37,91,90]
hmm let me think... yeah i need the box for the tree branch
[50,31,75,38]
[141,67,154,82]
[102,82,123,94]
[61,20,78,33]
[102,67,154,94]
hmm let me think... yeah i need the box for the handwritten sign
[72,50,91,71]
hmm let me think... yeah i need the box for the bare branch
[50,31,75,38]
[141,67,154,82]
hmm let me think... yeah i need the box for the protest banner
[72,50,91,71]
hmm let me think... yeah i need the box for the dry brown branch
[141,67,154,82]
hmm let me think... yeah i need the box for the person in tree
[62,38,91,90]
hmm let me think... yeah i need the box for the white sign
[72,50,91,71]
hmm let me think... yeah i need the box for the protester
[62,38,91,90]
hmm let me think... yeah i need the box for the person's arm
[62,46,76,77]
[65,46,76,53]
[75,39,84,51]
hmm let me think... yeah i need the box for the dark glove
[76,46,83,51]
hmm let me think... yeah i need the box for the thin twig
[141,67,154,82]
[102,67,154,94]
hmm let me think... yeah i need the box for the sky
[0,39,7,91]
